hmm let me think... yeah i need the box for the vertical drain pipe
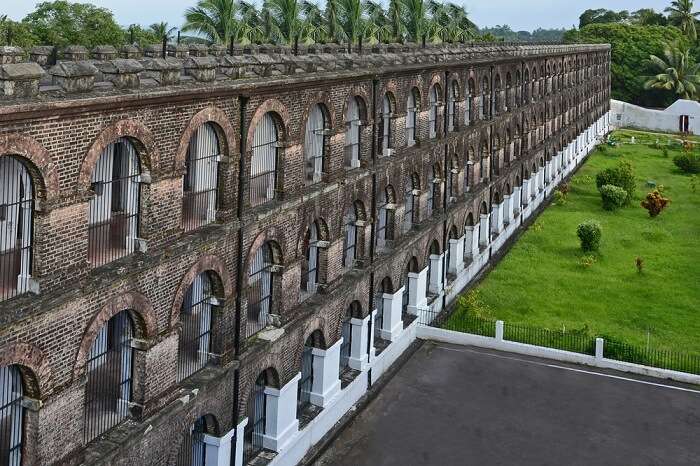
[367,77,379,388]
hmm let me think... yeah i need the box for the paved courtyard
[314,342,700,466]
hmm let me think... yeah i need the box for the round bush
[577,220,602,252]
[673,153,700,174]
[600,184,627,211]
[595,161,635,204]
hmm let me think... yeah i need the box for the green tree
[644,45,700,99]
[22,0,125,48]
[579,9,630,28]
[337,0,364,48]
[565,23,688,106]
[264,0,303,45]
[149,22,177,41]
[400,0,428,43]
[631,8,667,26]
[665,0,700,40]
[183,0,241,45]
[362,0,390,43]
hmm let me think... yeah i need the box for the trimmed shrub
[595,161,636,204]
[640,190,670,217]
[673,153,700,174]
[577,220,602,252]
[600,184,627,211]
[579,254,597,268]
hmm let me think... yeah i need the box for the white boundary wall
[610,99,700,134]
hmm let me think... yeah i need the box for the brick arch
[238,364,283,417]
[77,119,160,193]
[300,318,330,350]
[244,228,286,278]
[0,133,59,203]
[342,85,371,122]
[170,254,234,328]
[299,94,336,144]
[0,341,52,399]
[296,217,330,257]
[379,80,399,111]
[167,411,222,465]
[74,291,157,378]
[174,106,237,172]
[246,98,290,150]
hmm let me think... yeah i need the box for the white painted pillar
[263,373,300,451]
[530,175,537,198]
[232,418,247,466]
[407,268,428,312]
[464,226,477,260]
[448,237,465,274]
[479,213,490,246]
[381,288,404,341]
[491,203,503,234]
[521,179,530,205]
[503,195,513,224]
[203,426,236,466]
[310,339,342,407]
[348,314,371,371]
[428,255,443,295]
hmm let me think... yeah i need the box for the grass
[450,130,700,356]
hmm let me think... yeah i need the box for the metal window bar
[374,293,384,340]
[402,177,414,234]
[429,86,438,139]
[342,210,357,268]
[183,124,219,232]
[375,191,387,249]
[304,105,325,183]
[243,374,267,463]
[402,276,410,312]
[83,310,134,443]
[250,113,278,208]
[447,84,456,132]
[380,95,391,155]
[339,319,352,374]
[482,92,489,120]
[305,223,319,293]
[345,98,361,167]
[297,346,314,416]
[427,171,436,217]
[0,365,23,466]
[177,273,213,381]
[406,92,416,146]
[88,139,141,267]
[176,416,207,466]
[447,165,454,201]
[247,244,273,337]
[0,156,34,303]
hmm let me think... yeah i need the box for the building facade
[0,41,611,466]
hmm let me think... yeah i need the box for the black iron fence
[604,340,700,376]
[503,322,596,356]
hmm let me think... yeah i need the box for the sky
[3,0,674,31]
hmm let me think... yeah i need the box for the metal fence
[503,322,596,355]
[604,340,700,376]
[0,365,23,466]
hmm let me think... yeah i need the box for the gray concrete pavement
[313,341,700,466]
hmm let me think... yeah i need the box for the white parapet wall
[610,99,700,134]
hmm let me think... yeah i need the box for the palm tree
[363,0,390,43]
[387,0,403,42]
[665,0,700,40]
[264,0,303,45]
[183,0,241,44]
[338,0,364,48]
[149,22,178,41]
[643,45,700,99]
[325,0,341,43]
[301,1,327,43]
[400,0,428,43]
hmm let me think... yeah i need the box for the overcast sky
[3,0,673,31]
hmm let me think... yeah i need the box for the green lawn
[452,130,700,355]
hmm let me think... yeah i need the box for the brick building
[0,41,611,466]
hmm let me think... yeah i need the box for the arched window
[88,138,141,267]
[374,277,393,343]
[380,94,393,156]
[447,81,458,132]
[298,331,324,417]
[339,301,361,374]
[402,257,419,312]
[304,104,327,184]
[0,365,24,465]
[465,147,473,192]
[177,272,215,381]
[426,166,439,217]
[447,157,457,202]
[466,78,475,125]
[505,72,512,110]
[302,222,320,294]
[0,156,34,302]
[405,88,418,147]
[494,75,502,115]
[427,240,441,293]
[244,370,275,463]
[481,76,490,120]
[342,206,357,268]
[523,69,530,103]
[84,310,134,443]
[182,123,220,232]
[176,415,215,466]
[247,242,275,337]
[480,143,489,182]
[402,176,417,233]
[428,85,439,139]
[344,97,362,168]
[250,112,279,207]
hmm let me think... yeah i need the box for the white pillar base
[263,373,300,452]
[203,426,236,466]
[309,339,342,408]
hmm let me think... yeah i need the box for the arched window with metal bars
[175,415,215,466]
[427,166,439,217]
[297,331,324,419]
[247,242,275,337]
[466,78,475,125]
[87,138,141,267]
[494,75,502,115]
[374,277,393,343]
[406,88,419,147]
[428,85,439,139]
[83,310,134,443]
[250,112,279,208]
[339,301,361,375]
[376,187,391,250]
[481,76,490,120]
[302,222,320,294]
[177,272,215,381]
[0,156,34,302]
[402,257,419,313]
[380,94,393,156]
[244,371,272,463]
[402,175,417,234]
[447,81,458,132]
[304,104,327,184]
[344,97,362,168]
[0,365,23,466]
[342,206,357,269]
[182,123,220,232]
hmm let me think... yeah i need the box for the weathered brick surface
[0,45,610,465]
